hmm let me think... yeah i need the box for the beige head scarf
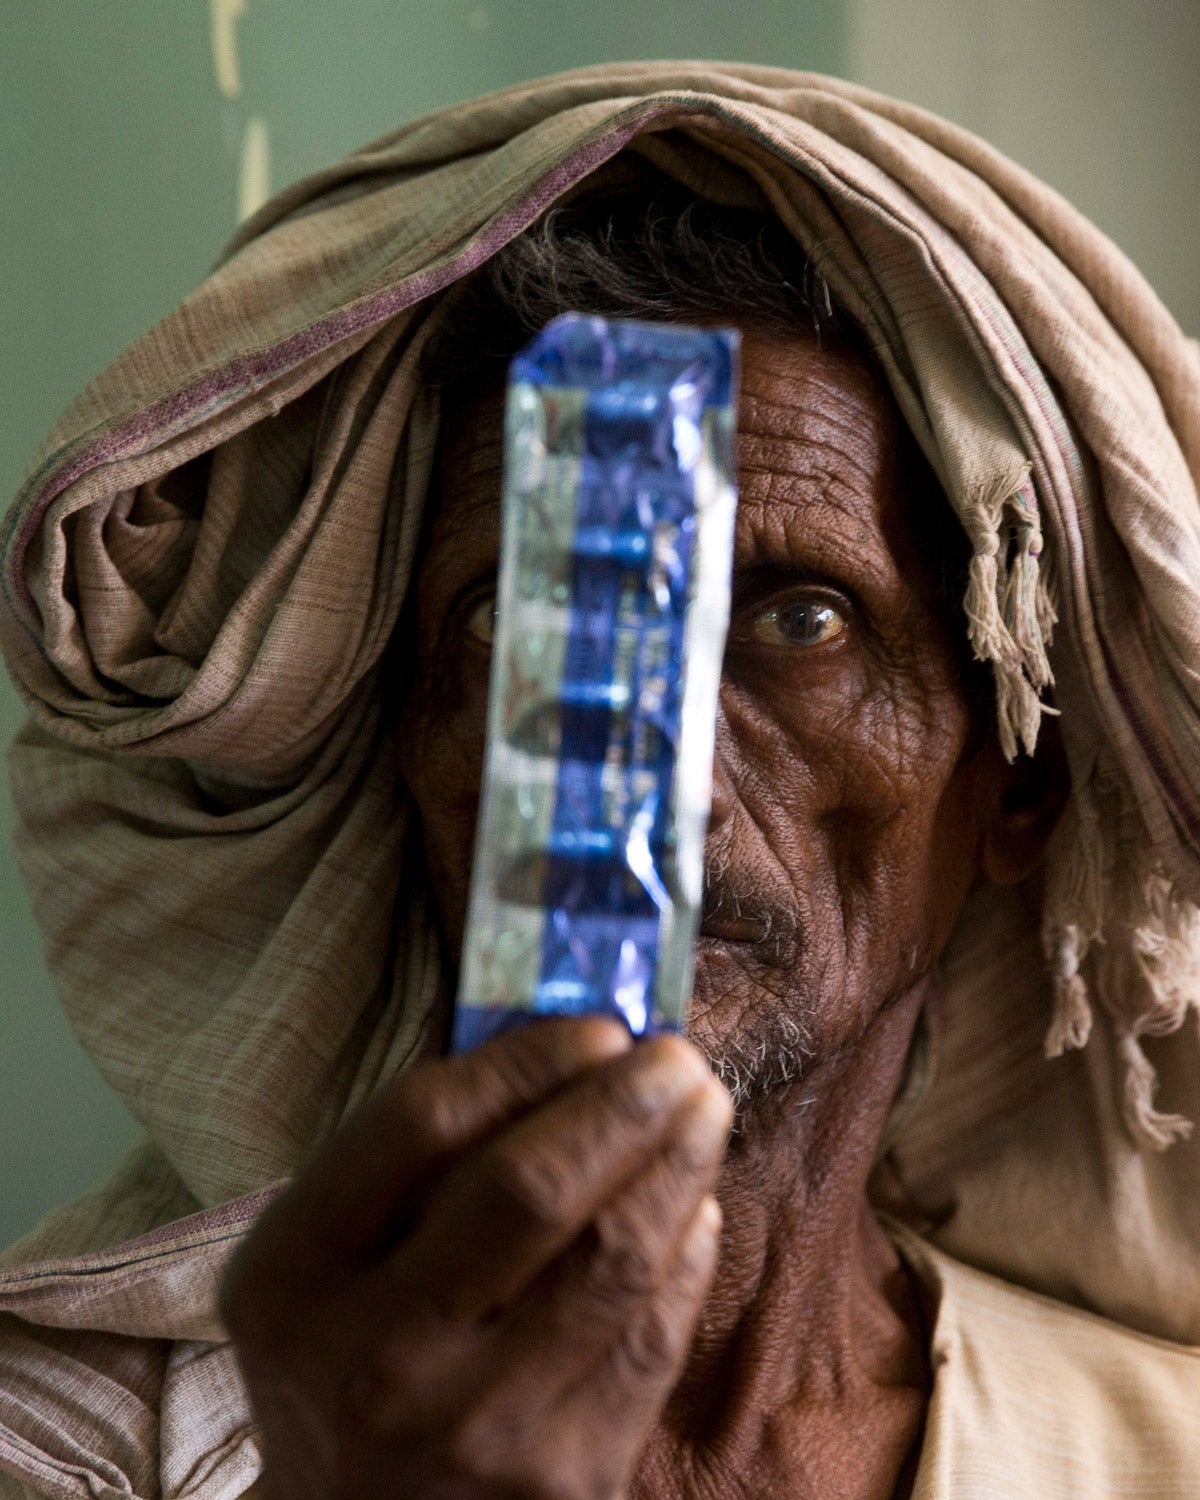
[2,62,1199,1499]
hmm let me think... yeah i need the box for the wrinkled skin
[222,329,1066,1499]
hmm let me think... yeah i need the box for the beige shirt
[899,1227,1200,1498]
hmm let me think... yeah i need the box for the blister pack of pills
[452,314,739,1052]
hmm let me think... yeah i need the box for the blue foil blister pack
[452,314,739,1052]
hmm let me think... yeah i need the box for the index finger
[228,1016,633,1291]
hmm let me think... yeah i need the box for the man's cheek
[830,738,976,977]
[423,793,481,957]
[398,694,487,954]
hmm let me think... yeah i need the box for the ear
[978,716,1071,886]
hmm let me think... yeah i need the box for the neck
[636,987,929,1499]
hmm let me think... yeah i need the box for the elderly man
[1,64,1199,1500]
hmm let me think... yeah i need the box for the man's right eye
[749,594,847,648]
[463,592,498,645]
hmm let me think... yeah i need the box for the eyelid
[728,577,857,644]
[730,558,858,608]
[447,575,499,650]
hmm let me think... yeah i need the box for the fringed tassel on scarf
[1118,1035,1193,1151]
[962,467,1057,761]
[1041,768,1200,1150]
[1041,791,1103,1057]
[1044,923,1094,1055]
[960,465,1199,1151]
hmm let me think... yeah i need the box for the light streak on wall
[210,0,248,100]
[238,117,271,221]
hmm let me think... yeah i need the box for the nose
[707,697,736,832]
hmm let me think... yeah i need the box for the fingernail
[676,1084,734,1159]
[575,1015,635,1060]
[691,1195,723,1243]
[627,1037,710,1112]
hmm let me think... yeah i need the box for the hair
[426,187,865,386]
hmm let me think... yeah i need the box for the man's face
[400,328,1006,1100]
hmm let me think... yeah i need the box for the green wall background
[0,3,843,1250]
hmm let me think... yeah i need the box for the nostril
[708,752,736,829]
[707,695,737,830]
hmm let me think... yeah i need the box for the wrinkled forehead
[427,325,965,616]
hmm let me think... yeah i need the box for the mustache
[699,861,805,963]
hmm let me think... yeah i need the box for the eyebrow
[435,438,501,519]
[435,462,504,536]
[728,558,868,619]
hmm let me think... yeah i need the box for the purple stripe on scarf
[0,1186,282,1292]
[4,100,730,626]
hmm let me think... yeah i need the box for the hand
[220,1017,733,1500]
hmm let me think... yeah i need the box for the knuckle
[384,1067,467,1151]
[589,1216,659,1301]
[481,1139,576,1226]
[676,1218,721,1286]
[596,1039,709,1131]
[647,1033,707,1079]
[487,1015,632,1089]
[701,1070,735,1122]
[591,1061,665,1131]
[614,1302,681,1385]
[660,1121,715,1182]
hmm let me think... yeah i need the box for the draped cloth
[2,62,1199,1498]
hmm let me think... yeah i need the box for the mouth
[698,915,772,946]
[697,886,806,969]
